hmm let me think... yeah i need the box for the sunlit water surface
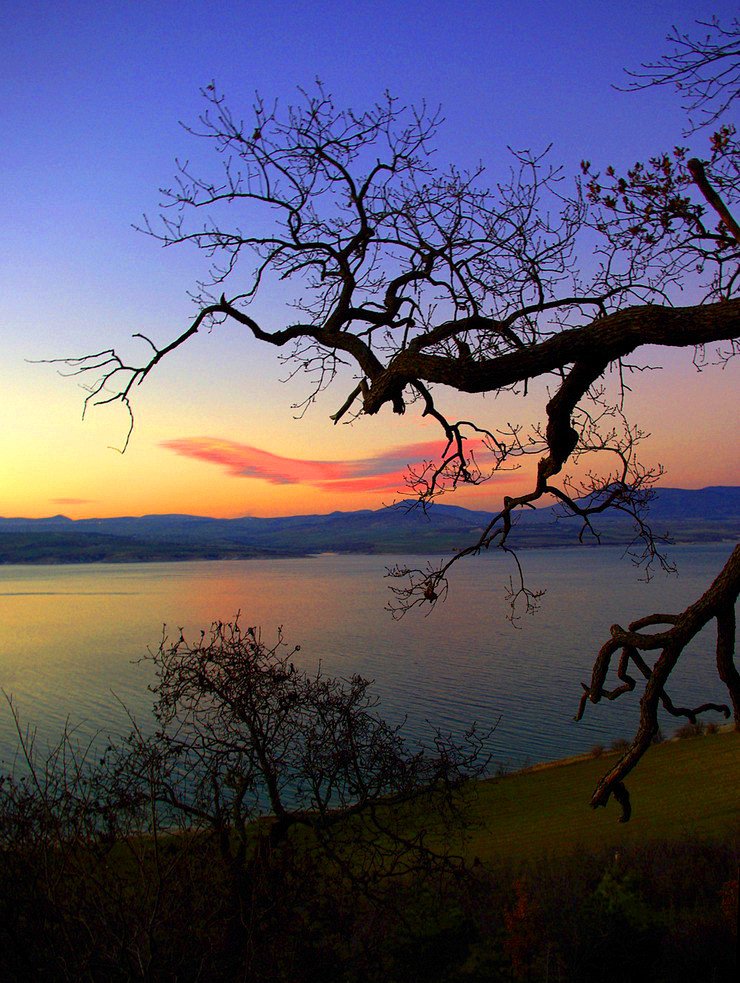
[0,545,735,771]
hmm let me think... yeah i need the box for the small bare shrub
[675,720,706,740]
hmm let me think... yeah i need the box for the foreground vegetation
[1,719,736,982]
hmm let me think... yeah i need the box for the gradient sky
[3,0,738,519]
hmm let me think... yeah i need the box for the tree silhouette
[1,629,489,979]
[113,620,488,873]
[58,19,739,818]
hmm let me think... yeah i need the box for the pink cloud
[160,436,479,493]
[314,472,414,494]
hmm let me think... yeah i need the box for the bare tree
[111,620,488,876]
[1,632,488,980]
[622,15,740,133]
[56,21,739,818]
[101,621,490,973]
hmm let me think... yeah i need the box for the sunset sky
[3,0,738,520]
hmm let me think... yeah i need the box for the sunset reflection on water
[0,545,733,770]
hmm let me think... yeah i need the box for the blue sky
[3,0,738,517]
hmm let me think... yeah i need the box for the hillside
[466,730,740,865]
[1,486,738,564]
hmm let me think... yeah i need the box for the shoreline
[1,537,735,568]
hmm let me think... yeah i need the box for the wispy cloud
[161,436,467,493]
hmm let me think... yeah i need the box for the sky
[2,0,738,520]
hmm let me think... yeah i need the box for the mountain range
[1,486,738,564]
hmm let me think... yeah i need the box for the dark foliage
[0,622,489,982]
[451,837,738,983]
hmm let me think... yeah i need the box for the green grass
[463,730,740,865]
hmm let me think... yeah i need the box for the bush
[0,622,492,982]
[452,837,737,983]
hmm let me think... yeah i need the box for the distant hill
[1,486,737,564]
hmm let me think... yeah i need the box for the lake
[0,544,735,772]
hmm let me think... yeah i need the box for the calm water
[0,545,735,771]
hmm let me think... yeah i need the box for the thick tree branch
[579,544,740,819]
[362,300,740,413]
[688,156,740,242]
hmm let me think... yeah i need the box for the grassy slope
[464,731,739,865]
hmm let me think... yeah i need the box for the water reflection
[0,545,734,770]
